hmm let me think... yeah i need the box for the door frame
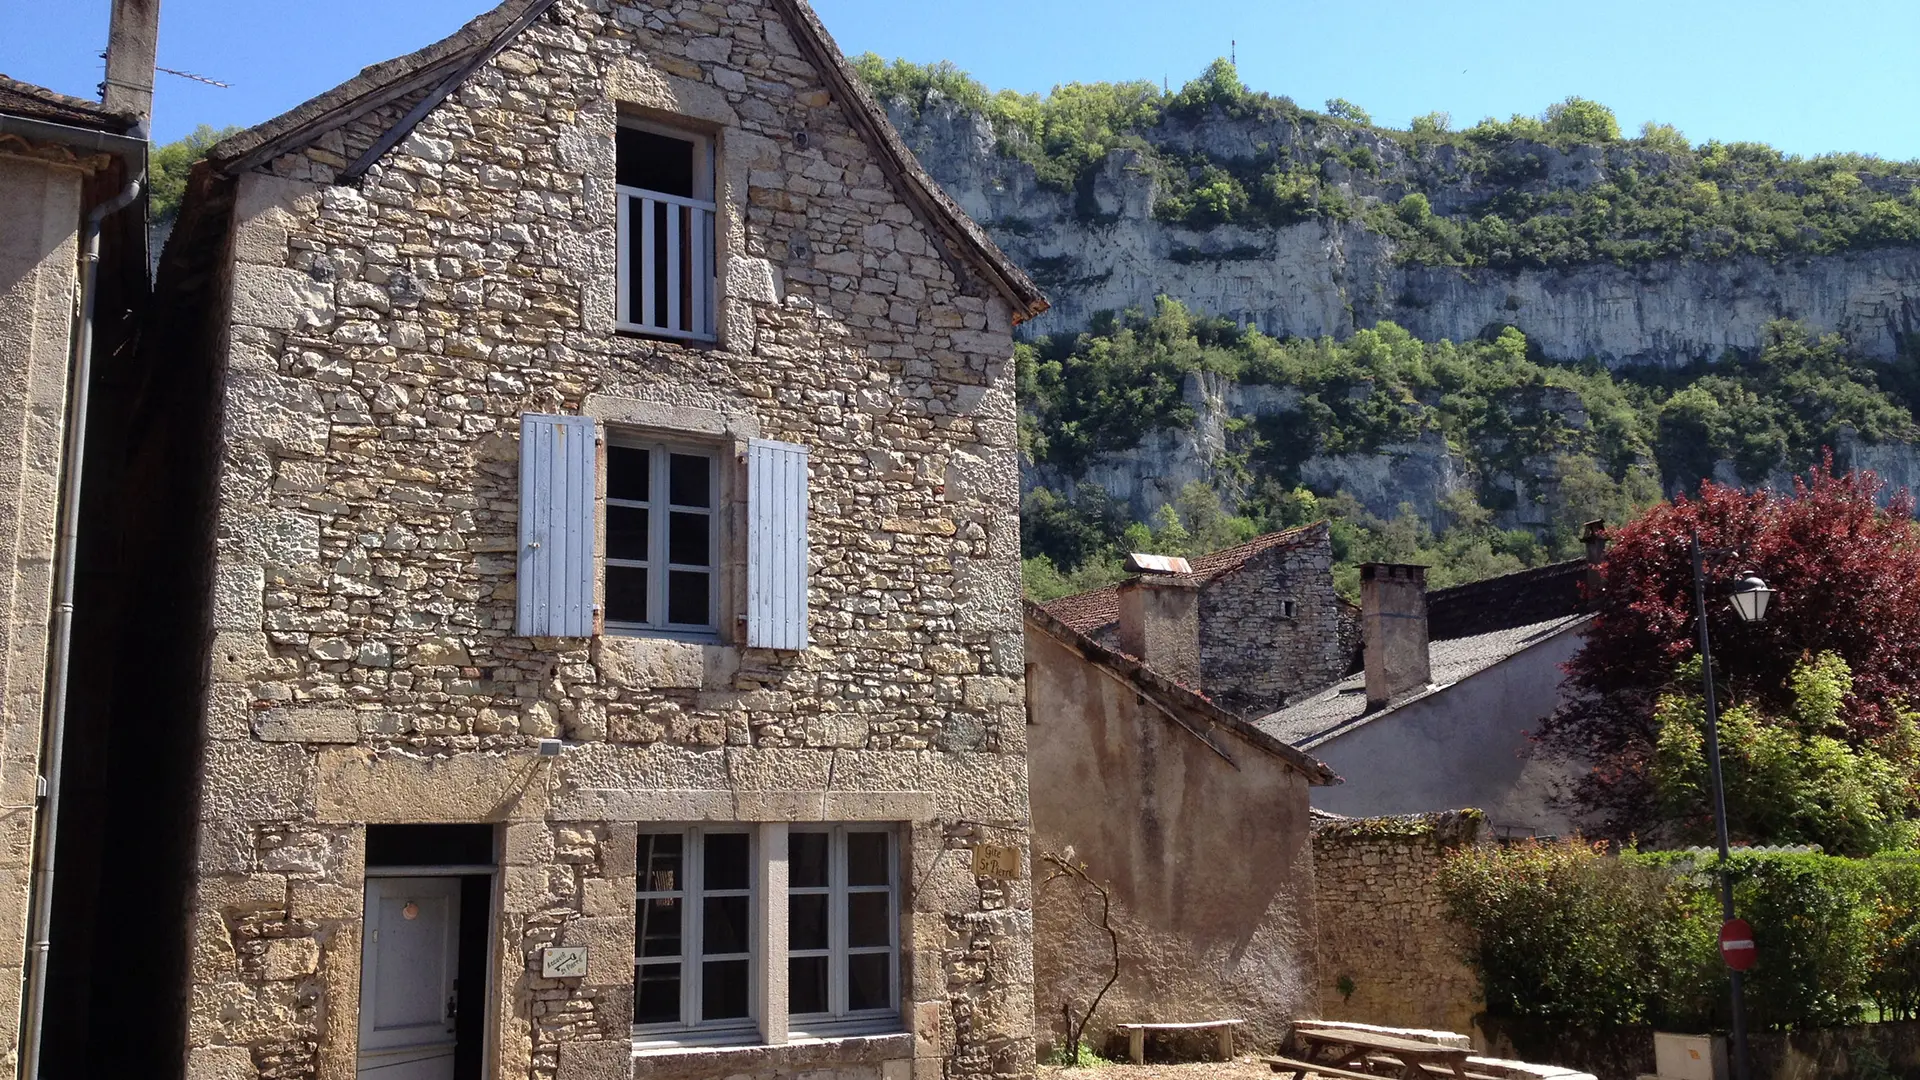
[361,864,500,1080]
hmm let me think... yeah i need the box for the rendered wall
[1025,624,1317,1057]
[0,151,84,1072]
[1309,631,1586,837]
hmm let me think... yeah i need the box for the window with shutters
[604,438,720,636]
[633,825,901,1048]
[617,120,717,342]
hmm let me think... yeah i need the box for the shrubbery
[1439,840,1920,1030]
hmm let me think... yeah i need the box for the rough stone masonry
[166,2,1042,1078]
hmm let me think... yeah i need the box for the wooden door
[357,877,461,1079]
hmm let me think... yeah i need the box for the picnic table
[1113,1019,1244,1064]
[1268,1025,1473,1079]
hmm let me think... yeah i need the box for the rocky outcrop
[891,101,1920,368]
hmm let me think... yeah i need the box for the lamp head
[1727,573,1775,624]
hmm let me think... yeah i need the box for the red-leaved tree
[1537,458,1920,838]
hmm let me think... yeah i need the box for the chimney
[1361,563,1430,709]
[1116,553,1201,688]
[1581,519,1608,597]
[102,0,160,124]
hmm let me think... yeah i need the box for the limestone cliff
[889,100,1920,367]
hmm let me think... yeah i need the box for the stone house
[0,4,157,1072]
[1038,524,1358,717]
[131,2,1049,1078]
[1023,589,1336,1055]
[1256,555,1599,838]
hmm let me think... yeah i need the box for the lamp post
[1689,532,1775,1080]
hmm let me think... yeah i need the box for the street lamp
[1690,536,1774,1080]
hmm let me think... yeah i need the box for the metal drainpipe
[19,152,145,1080]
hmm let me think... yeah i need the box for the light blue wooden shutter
[747,439,809,649]
[518,413,596,637]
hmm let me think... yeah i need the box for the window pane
[668,511,710,566]
[847,891,891,949]
[637,898,682,957]
[606,565,648,624]
[608,506,649,562]
[636,964,680,1025]
[640,833,682,892]
[702,959,750,1021]
[791,833,829,888]
[790,956,828,1016]
[847,833,890,887]
[669,453,711,508]
[704,833,749,890]
[667,570,710,626]
[789,892,828,951]
[618,127,696,197]
[703,895,749,955]
[608,446,650,502]
[847,952,891,1012]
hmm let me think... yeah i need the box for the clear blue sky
[4,0,1916,159]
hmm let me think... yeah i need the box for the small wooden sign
[971,844,1023,879]
[541,945,588,979]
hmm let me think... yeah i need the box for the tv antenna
[1231,40,1236,65]
[157,66,231,88]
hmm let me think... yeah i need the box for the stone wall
[179,2,1032,1079]
[1311,811,1483,1037]
[1198,525,1350,717]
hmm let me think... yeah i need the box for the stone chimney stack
[1116,554,1202,688]
[1361,563,1430,709]
[1581,519,1608,597]
[102,0,160,125]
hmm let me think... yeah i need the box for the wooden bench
[1263,1054,1387,1080]
[1287,1026,1473,1079]
[1114,1019,1245,1064]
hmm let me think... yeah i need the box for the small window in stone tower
[1283,600,1297,619]
[617,121,717,342]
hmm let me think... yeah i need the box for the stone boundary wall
[1311,811,1483,1037]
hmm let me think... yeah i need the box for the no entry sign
[1720,918,1757,971]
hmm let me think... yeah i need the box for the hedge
[1439,840,1920,1031]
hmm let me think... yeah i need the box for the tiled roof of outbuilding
[0,75,131,132]
[1040,522,1328,635]
[1426,558,1590,641]
[1255,613,1591,750]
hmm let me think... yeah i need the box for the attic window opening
[1283,600,1296,619]
[617,120,717,342]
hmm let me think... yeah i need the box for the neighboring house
[1040,524,1357,717]
[0,3,156,1073]
[1256,551,1600,838]
[121,2,1048,1079]
[1023,598,1334,1056]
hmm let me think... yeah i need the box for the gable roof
[1255,612,1590,750]
[1040,522,1329,635]
[201,0,1048,323]
[0,74,133,133]
[1025,599,1337,784]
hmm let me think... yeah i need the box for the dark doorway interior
[366,824,495,1080]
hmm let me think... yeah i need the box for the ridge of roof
[1255,612,1592,750]
[199,0,1048,324]
[0,74,133,132]
[1040,522,1328,634]
[1024,599,1337,785]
